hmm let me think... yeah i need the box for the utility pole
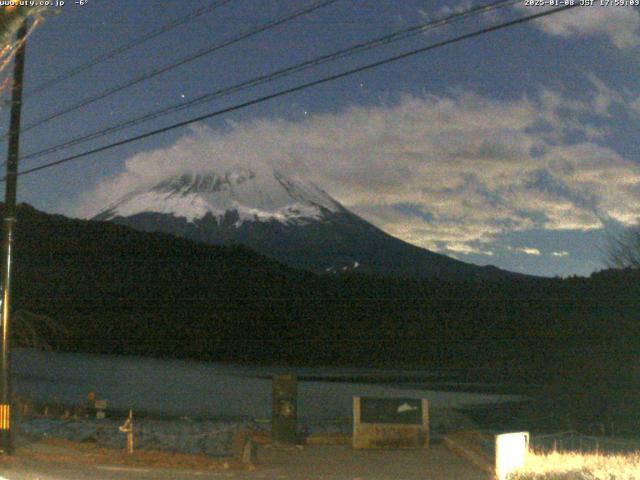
[0,19,28,455]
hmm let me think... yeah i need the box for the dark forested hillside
[5,203,640,430]
[5,203,640,428]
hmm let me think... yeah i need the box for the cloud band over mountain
[75,80,640,260]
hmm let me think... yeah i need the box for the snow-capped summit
[94,166,517,280]
[96,168,343,226]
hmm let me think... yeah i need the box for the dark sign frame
[359,397,423,425]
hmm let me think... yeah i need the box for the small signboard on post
[353,396,429,449]
[94,399,107,420]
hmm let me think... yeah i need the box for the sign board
[495,432,529,480]
[353,396,429,449]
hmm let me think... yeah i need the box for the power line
[18,0,520,165]
[5,0,341,139]
[22,0,233,99]
[5,4,579,182]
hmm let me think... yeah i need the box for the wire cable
[17,0,521,164]
[5,4,579,181]
[21,0,233,99]
[6,0,341,139]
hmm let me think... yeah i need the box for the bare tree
[606,226,640,269]
[12,309,69,351]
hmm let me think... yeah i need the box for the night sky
[1,1,639,277]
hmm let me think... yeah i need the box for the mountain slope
[94,168,514,280]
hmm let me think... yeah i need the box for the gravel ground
[0,440,491,480]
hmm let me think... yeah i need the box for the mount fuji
[93,168,513,280]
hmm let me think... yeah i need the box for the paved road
[0,444,490,479]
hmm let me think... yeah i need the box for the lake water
[11,348,519,422]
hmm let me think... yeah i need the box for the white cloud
[436,1,474,18]
[552,251,569,257]
[519,4,640,49]
[516,247,541,256]
[72,87,640,256]
[445,243,495,256]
